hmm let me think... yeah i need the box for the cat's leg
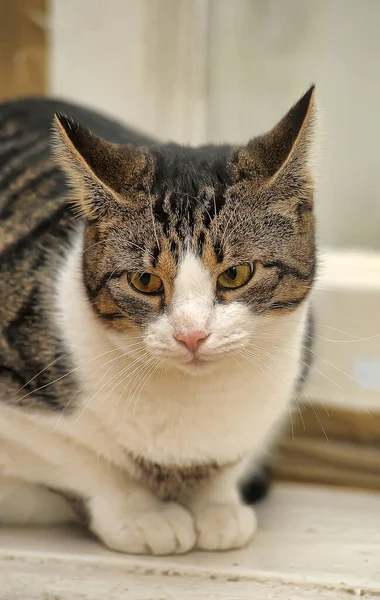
[187,463,257,551]
[0,426,195,555]
[0,475,76,525]
[87,476,196,555]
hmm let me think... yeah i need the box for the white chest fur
[54,236,307,471]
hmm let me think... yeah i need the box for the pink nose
[175,330,209,353]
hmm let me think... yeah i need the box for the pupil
[227,267,237,280]
[140,273,151,287]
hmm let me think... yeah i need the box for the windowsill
[1,483,379,599]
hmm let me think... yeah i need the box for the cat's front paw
[92,501,196,556]
[193,503,257,551]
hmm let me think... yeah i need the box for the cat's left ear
[236,85,317,185]
[52,114,151,220]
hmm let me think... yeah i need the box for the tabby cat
[0,87,316,555]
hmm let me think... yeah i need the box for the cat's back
[0,97,152,258]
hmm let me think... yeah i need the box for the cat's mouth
[156,340,240,374]
[177,353,221,374]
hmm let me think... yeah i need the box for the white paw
[92,502,196,555]
[193,503,257,551]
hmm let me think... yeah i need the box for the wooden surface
[0,0,48,101]
[1,483,379,599]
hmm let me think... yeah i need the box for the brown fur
[131,455,228,501]
[52,87,316,335]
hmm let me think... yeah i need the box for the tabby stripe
[0,241,49,288]
[151,244,160,268]
[82,280,124,321]
[3,284,67,409]
[3,284,39,347]
[83,270,125,300]
[0,243,48,279]
[0,134,47,178]
[86,282,153,324]
[0,132,45,162]
[112,295,155,323]
[263,260,314,281]
[0,148,52,198]
[0,127,24,143]
[0,169,61,221]
[0,204,69,260]
[95,310,125,320]
[266,292,310,311]
[0,366,27,389]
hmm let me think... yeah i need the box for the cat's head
[53,87,316,375]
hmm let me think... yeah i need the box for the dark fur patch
[240,464,272,505]
[169,239,178,263]
[197,231,206,257]
[49,487,90,526]
[151,244,160,268]
[131,455,226,500]
[213,240,224,263]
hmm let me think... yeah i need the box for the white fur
[0,234,307,554]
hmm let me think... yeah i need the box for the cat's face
[54,87,316,374]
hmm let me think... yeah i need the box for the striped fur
[0,99,151,410]
[0,88,316,555]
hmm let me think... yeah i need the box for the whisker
[76,351,150,421]
[16,339,147,403]
[238,348,281,388]
[124,239,155,261]
[17,334,147,393]
[247,336,345,395]
[249,333,356,392]
[102,351,151,407]
[131,358,161,421]
[53,352,126,429]
[241,342,329,440]
[117,353,154,408]
[120,357,156,421]
[176,190,215,239]
[82,239,108,254]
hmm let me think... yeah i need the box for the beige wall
[50,0,380,250]
[50,0,208,145]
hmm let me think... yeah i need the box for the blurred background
[1,0,380,490]
[2,0,380,250]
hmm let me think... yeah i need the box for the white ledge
[1,483,379,599]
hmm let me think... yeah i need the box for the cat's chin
[173,356,222,376]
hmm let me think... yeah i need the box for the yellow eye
[128,272,163,295]
[217,263,254,290]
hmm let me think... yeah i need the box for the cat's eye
[217,263,254,290]
[128,272,163,295]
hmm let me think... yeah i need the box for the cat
[0,86,316,555]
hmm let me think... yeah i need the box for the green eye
[128,272,163,295]
[217,263,254,290]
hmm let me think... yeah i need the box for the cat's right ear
[235,85,317,186]
[52,114,151,220]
